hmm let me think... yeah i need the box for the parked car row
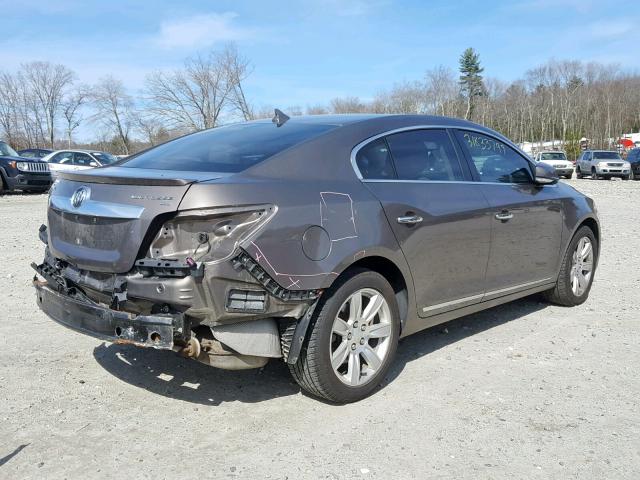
[533,149,633,181]
[41,149,118,178]
[0,141,52,194]
[0,142,120,194]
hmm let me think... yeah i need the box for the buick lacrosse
[33,113,599,402]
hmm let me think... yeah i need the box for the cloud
[155,12,256,49]
[587,20,635,39]
[307,0,388,17]
[511,0,595,14]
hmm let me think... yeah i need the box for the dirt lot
[1,179,639,479]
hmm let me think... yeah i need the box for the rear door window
[455,130,533,184]
[385,129,464,181]
[355,138,396,179]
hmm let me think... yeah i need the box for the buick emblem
[71,186,90,208]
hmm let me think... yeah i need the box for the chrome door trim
[420,278,553,314]
[483,278,553,297]
[421,293,484,313]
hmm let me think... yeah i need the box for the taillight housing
[148,204,277,264]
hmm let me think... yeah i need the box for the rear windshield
[593,151,621,160]
[540,152,566,160]
[121,122,338,173]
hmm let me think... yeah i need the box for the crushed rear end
[33,167,318,369]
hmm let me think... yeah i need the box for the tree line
[1,45,639,158]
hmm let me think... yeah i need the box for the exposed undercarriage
[33,225,320,370]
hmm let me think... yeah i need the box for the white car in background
[533,151,574,179]
[42,149,118,177]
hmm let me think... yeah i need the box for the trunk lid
[47,168,229,273]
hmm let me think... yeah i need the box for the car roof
[259,113,489,128]
[50,149,109,154]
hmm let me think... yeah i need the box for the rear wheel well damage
[339,256,409,329]
[282,255,409,365]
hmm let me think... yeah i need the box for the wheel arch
[0,166,8,190]
[331,254,412,330]
[579,216,600,244]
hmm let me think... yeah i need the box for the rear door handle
[397,215,423,225]
[495,212,513,221]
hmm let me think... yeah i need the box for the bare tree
[21,61,74,148]
[0,72,22,146]
[145,46,242,131]
[62,88,87,147]
[222,44,254,121]
[306,104,329,115]
[91,76,134,154]
[329,96,367,113]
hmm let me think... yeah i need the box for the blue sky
[1,0,638,119]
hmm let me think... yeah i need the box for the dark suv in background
[626,148,640,180]
[0,141,52,194]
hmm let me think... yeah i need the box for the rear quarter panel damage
[179,178,412,293]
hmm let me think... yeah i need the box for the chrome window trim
[361,179,557,188]
[350,124,539,185]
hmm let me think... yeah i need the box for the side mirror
[534,162,559,185]
[89,161,99,167]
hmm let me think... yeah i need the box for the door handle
[495,212,513,221]
[397,214,423,225]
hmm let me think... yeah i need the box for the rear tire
[0,176,6,195]
[576,167,583,179]
[591,168,598,180]
[289,268,400,403]
[543,226,597,306]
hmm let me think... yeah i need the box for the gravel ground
[1,179,639,480]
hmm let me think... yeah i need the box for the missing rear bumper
[34,281,184,349]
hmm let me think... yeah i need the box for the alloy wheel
[570,237,594,296]
[330,288,392,387]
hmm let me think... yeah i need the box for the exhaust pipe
[174,334,268,370]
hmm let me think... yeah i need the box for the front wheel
[289,269,400,403]
[543,226,597,306]
[576,167,583,179]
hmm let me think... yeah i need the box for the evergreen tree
[459,48,485,120]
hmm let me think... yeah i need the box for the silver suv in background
[533,151,574,179]
[576,150,630,180]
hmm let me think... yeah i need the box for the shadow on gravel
[385,295,549,385]
[0,443,29,467]
[93,343,300,405]
[94,295,548,405]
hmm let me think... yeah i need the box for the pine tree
[459,48,485,120]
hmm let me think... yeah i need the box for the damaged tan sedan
[33,113,600,402]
